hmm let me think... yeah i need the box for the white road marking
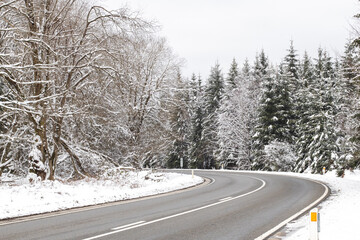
[219,197,233,202]
[254,179,330,240]
[111,221,146,230]
[82,176,266,240]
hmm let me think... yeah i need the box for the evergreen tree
[348,20,360,169]
[254,49,269,79]
[167,72,191,168]
[282,41,301,143]
[242,58,251,77]
[202,63,225,168]
[252,50,272,169]
[342,40,358,87]
[295,49,341,173]
[284,40,299,80]
[189,74,206,168]
[299,51,315,87]
[254,73,293,150]
[226,58,239,89]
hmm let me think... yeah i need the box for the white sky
[102,0,358,78]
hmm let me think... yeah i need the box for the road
[0,171,329,240]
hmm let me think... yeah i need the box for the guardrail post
[309,208,320,240]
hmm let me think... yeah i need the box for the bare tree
[0,0,152,179]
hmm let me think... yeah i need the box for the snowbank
[0,169,203,220]
[277,170,360,240]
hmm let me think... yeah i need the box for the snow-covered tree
[167,72,191,169]
[202,63,225,168]
[217,61,257,169]
[226,58,239,90]
[189,74,206,168]
[264,140,296,171]
[295,49,341,173]
[0,0,181,179]
[253,72,293,170]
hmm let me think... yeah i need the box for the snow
[0,169,203,220]
[275,170,360,240]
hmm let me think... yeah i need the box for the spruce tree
[299,51,315,87]
[255,72,292,150]
[202,63,225,168]
[226,58,239,90]
[295,49,341,173]
[348,21,360,169]
[284,40,299,80]
[167,72,191,168]
[242,58,251,77]
[252,50,273,169]
[283,41,300,143]
[189,74,206,168]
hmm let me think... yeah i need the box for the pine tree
[348,21,360,169]
[282,41,301,143]
[342,40,358,88]
[189,74,206,168]
[226,58,239,90]
[255,73,292,149]
[254,49,269,79]
[242,58,251,77]
[167,72,191,168]
[284,40,299,80]
[252,50,274,170]
[299,51,315,87]
[295,49,341,173]
[202,63,225,168]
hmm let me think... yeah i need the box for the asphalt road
[0,171,329,240]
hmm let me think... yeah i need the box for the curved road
[0,171,329,240]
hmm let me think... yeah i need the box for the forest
[1,0,359,181]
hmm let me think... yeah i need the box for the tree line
[1,0,359,180]
[168,39,360,176]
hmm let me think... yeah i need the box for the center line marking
[82,176,266,240]
[111,221,146,230]
[219,197,233,202]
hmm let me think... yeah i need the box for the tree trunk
[60,139,90,179]
[0,115,18,177]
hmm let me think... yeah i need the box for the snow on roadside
[276,170,360,240]
[0,169,203,220]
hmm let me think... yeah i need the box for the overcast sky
[103,0,358,78]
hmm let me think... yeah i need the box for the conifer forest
[1,0,360,180]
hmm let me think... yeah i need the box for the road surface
[0,171,329,240]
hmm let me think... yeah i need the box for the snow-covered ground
[0,168,203,220]
[276,170,360,240]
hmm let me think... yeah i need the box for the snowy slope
[0,169,203,220]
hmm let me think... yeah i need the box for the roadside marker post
[192,169,194,179]
[309,208,320,240]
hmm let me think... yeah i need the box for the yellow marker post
[309,208,320,240]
